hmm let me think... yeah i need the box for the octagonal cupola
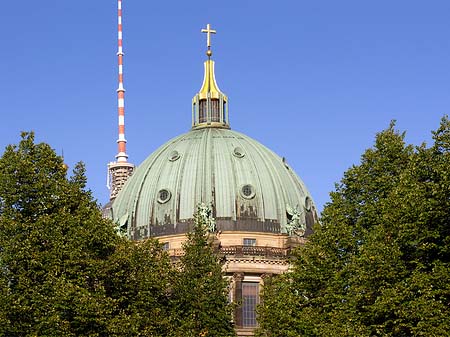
[192,24,229,129]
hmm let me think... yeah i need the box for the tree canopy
[0,132,120,336]
[0,133,235,336]
[257,117,450,337]
[169,205,236,337]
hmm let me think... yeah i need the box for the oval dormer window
[169,150,180,162]
[240,184,255,199]
[157,189,171,204]
[233,147,245,158]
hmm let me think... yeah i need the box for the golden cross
[201,23,216,49]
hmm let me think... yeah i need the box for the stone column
[233,272,244,327]
[259,273,272,307]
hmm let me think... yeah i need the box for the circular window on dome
[305,196,312,212]
[240,184,255,199]
[168,150,180,162]
[233,147,245,158]
[157,189,171,204]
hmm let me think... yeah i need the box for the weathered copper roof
[110,127,316,240]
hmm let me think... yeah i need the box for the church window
[240,184,255,199]
[157,189,171,204]
[242,282,259,327]
[162,242,169,250]
[199,100,207,123]
[211,98,220,122]
[233,147,245,158]
[243,238,256,246]
[168,150,180,161]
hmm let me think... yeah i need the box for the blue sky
[1,1,449,212]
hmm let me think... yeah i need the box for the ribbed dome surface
[110,127,316,240]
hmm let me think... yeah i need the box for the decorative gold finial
[192,24,229,130]
[201,23,216,57]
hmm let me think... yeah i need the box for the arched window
[199,100,207,123]
[211,98,220,122]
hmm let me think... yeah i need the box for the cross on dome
[201,23,216,57]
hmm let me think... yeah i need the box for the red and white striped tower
[116,0,127,162]
[107,0,134,201]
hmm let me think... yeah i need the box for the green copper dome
[108,29,317,239]
[110,127,316,240]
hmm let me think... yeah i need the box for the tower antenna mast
[116,0,127,163]
[107,0,134,201]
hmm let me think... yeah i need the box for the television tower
[107,0,134,200]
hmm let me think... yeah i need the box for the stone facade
[159,231,306,336]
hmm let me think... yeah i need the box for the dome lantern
[192,24,229,129]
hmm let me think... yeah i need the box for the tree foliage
[0,132,119,336]
[103,238,174,336]
[257,117,450,337]
[170,206,236,337]
[0,133,235,336]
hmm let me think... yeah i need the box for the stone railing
[169,248,185,257]
[167,245,290,259]
[220,245,289,259]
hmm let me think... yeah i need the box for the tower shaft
[116,0,127,162]
[107,0,134,201]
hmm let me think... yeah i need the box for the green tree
[0,132,119,336]
[0,133,237,337]
[257,117,450,337]
[170,204,236,337]
[103,238,174,336]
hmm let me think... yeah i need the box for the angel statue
[285,204,306,237]
[197,202,216,233]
